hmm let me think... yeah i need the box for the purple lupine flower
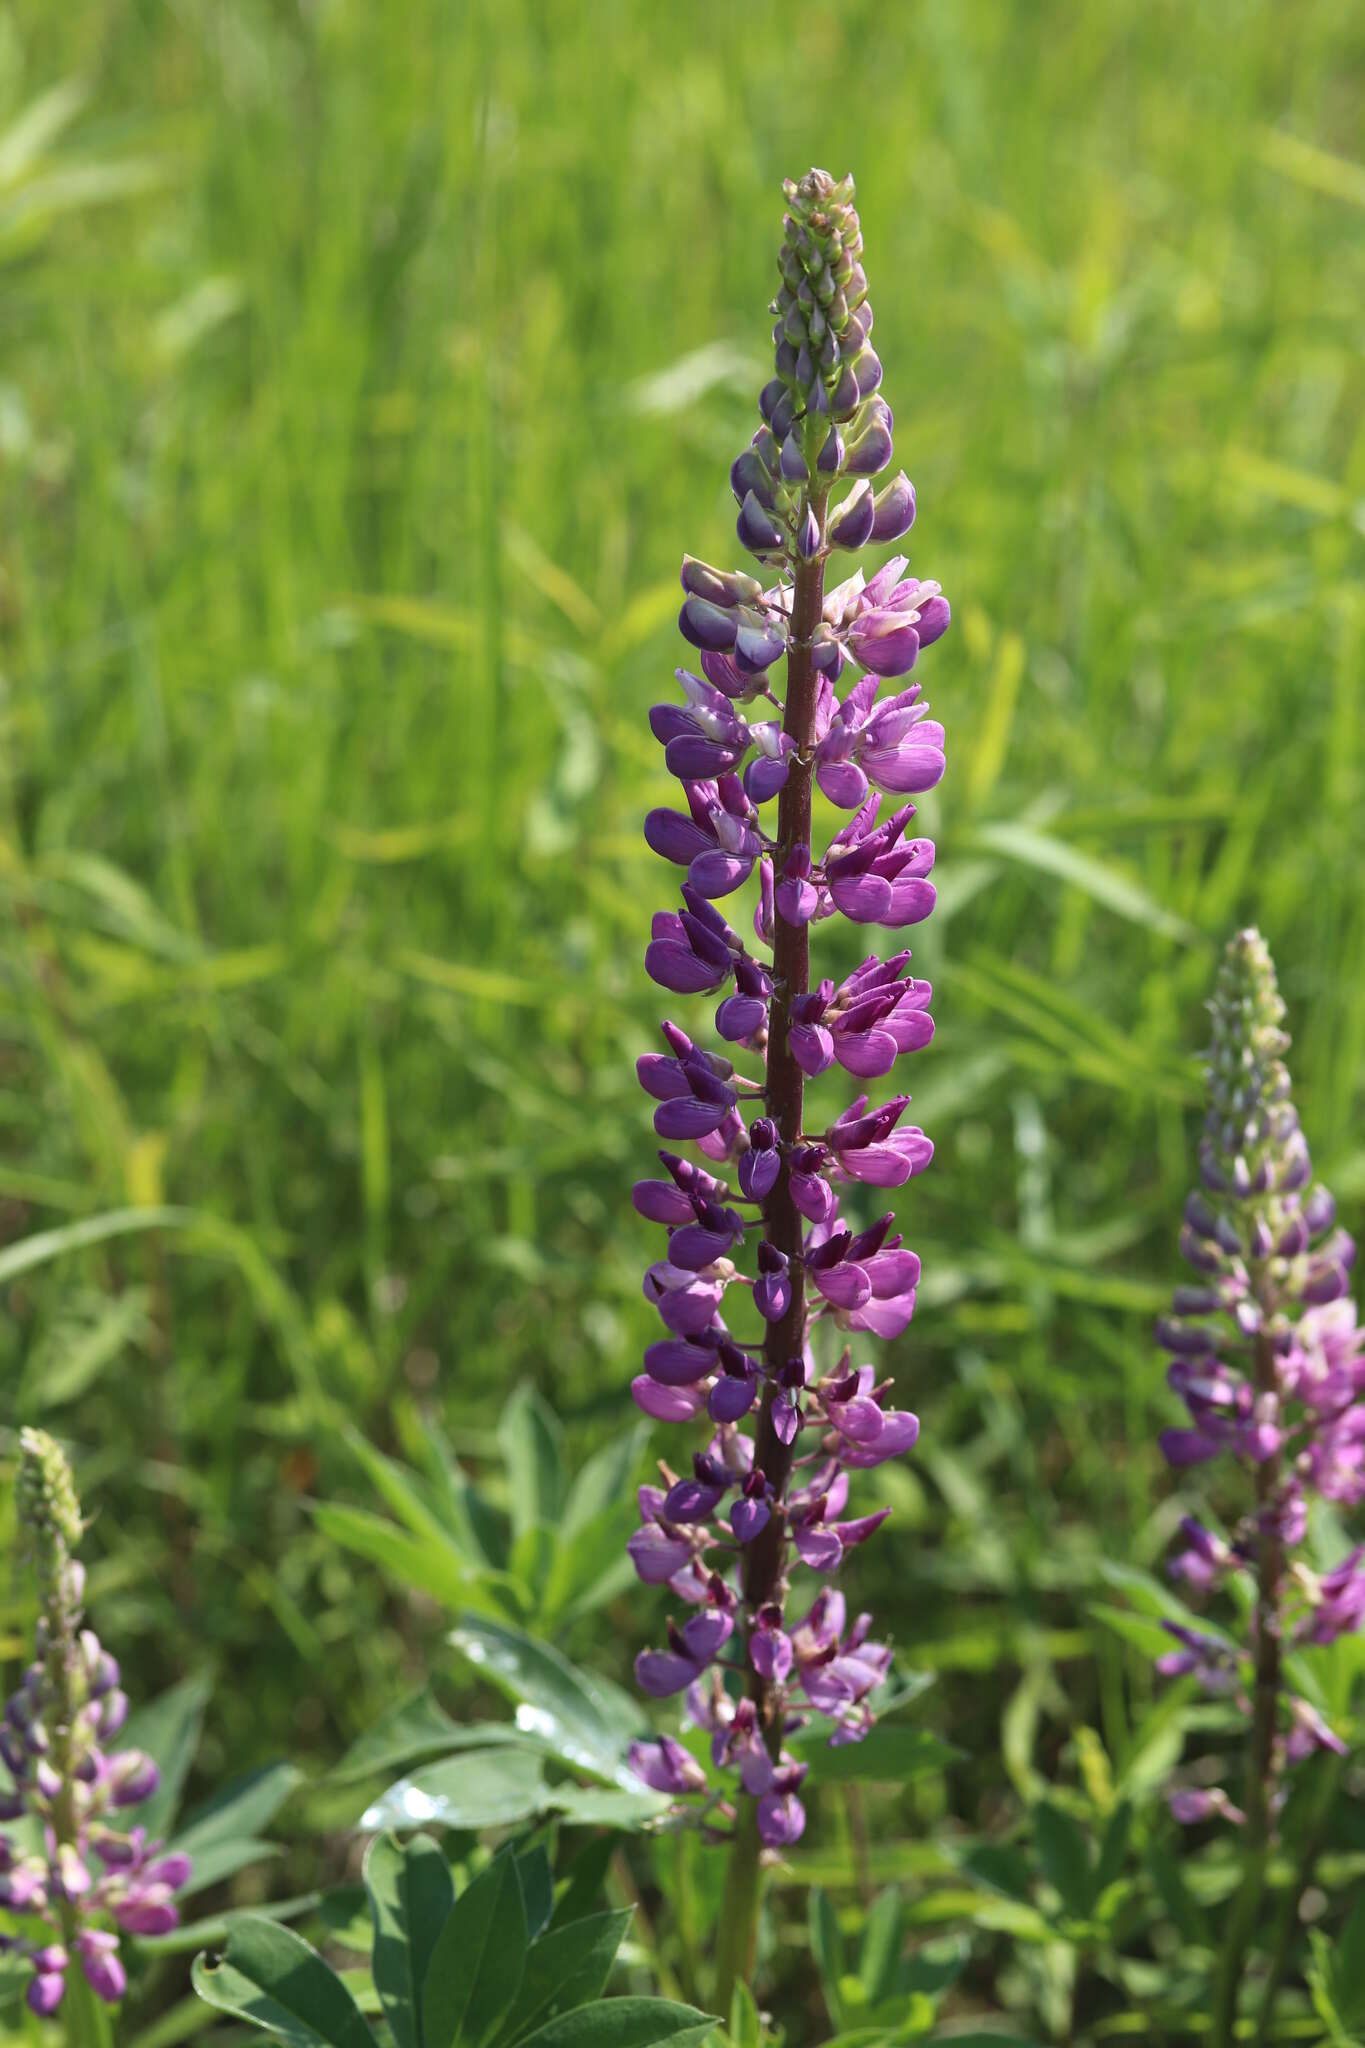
[627,169,950,1869]
[2,1431,192,2012]
[1156,933,1365,1859]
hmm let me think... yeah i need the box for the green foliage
[193,1838,713,2048]
[318,1397,641,1634]
[1307,1887,1365,2043]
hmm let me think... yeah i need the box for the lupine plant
[625,166,949,1996]
[0,1429,190,2027]
[1155,930,1365,2044]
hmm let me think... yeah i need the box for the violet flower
[627,168,949,1890]
[1155,933,1365,2037]
[0,1430,192,2015]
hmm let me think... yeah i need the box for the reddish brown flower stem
[713,518,826,2014]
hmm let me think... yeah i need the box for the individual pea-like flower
[1,1431,191,2014]
[1155,932,1365,1841]
[626,169,951,1858]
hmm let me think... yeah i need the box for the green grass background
[2,0,1364,2023]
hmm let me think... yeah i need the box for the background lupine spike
[17,1428,84,1584]
[630,168,951,1995]
[3,1430,192,2016]
[1155,929,1365,2040]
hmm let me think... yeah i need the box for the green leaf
[797,1726,959,1786]
[316,1890,374,1955]
[124,1673,214,1838]
[1032,1803,1093,1920]
[857,1889,902,2008]
[1322,1885,1365,2026]
[501,1909,632,2043]
[510,1524,557,1605]
[808,1886,845,2027]
[173,1764,302,1855]
[549,1835,617,1929]
[560,1428,645,1542]
[0,1950,35,2011]
[968,820,1197,942]
[360,1751,550,1834]
[546,1785,669,1830]
[960,1843,1035,1905]
[1094,1800,1134,1895]
[514,2001,715,2048]
[334,1690,531,1786]
[313,1505,490,1612]
[421,1854,527,2048]
[540,1510,637,1631]
[344,1428,479,1557]
[927,2036,1046,2047]
[1095,1561,1232,1638]
[498,1385,566,1540]
[726,1980,762,2048]
[365,1833,455,2048]
[1146,1842,1211,1950]
[1087,1602,1182,1661]
[447,1616,642,1789]
[515,1844,555,1943]
[192,1916,375,2048]
[177,1838,282,1897]
[900,1934,967,1999]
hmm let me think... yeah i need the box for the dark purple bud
[731,449,776,509]
[731,1493,771,1544]
[28,1973,66,2018]
[627,1736,707,1796]
[78,1932,126,2005]
[844,416,894,477]
[817,427,845,473]
[678,597,740,653]
[680,557,763,610]
[737,490,784,555]
[753,1242,792,1322]
[829,364,860,414]
[1277,1213,1308,1257]
[759,377,786,421]
[869,471,915,541]
[107,1752,160,1810]
[770,391,796,440]
[796,506,821,559]
[1303,1264,1349,1305]
[735,618,786,672]
[708,1371,757,1423]
[745,755,789,803]
[628,1525,694,1584]
[827,481,875,550]
[780,431,808,482]
[113,1892,179,1938]
[853,348,883,397]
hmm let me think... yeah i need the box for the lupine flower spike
[1,1429,192,2015]
[628,167,949,1915]
[1155,934,1365,2041]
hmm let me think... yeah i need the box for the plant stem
[716,509,826,2005]
[1252,1750,1345,2046]
[1211,1324,1283,2048]
[713,1796,763,2013]
[740,522,826,1730]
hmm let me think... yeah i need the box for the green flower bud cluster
[17,1428,84,1608]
